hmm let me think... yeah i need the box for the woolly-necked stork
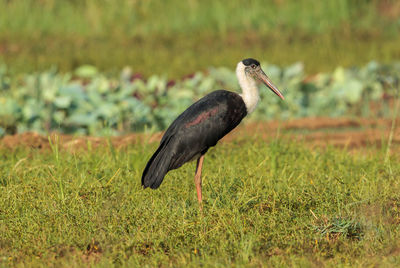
[142,58,284,205]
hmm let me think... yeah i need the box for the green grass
[2,0,396,37]
[1,137,400,266]
[1,0,400,76]
[2,33,400,78]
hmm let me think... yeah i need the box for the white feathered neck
[236,62,259,114]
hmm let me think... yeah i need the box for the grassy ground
[2,33,400,78]
[3,1,397,37]
[1,136,399,266]
[1,0,400,77]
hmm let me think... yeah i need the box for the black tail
[142,138,173,189]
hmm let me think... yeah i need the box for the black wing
[142,90,247,188]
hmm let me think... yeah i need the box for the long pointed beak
[257,70,285,100]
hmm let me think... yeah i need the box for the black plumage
[242,58,260,67]
[142,90,247,189]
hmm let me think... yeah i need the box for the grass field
[4,0,397,37]
[1,128,400,266]
[1,0,400,76]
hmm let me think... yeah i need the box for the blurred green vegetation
[2,0,399,36]
[0,0,400,77]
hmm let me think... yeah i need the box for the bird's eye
[251,64,256,69]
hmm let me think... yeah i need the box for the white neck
[236,62,259,114]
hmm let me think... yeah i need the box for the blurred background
[0,0,399,136]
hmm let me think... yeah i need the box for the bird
[141,58,284,205]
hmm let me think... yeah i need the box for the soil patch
[0,118,399,152]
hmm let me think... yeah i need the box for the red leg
[194,154,205,205]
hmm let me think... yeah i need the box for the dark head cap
[242,58,260,67]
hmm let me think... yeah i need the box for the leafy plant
[0,61,399,136]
